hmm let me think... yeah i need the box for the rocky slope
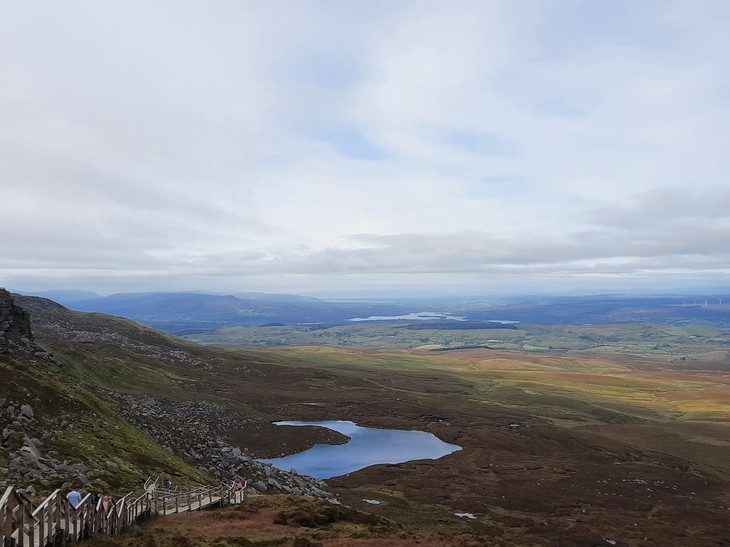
[0,289,116,493]
[106,392,334,498]
[1,291,335,500]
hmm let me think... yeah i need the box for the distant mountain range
[14,290,730,335]
[29,291,413,334]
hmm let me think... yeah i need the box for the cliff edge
[0,288,37,355]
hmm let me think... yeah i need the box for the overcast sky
[1,0,729,296]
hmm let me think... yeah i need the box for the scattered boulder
[105,392,336,499]
[106,461,121,473]
[0,401,99,490]
[21,436,42,460]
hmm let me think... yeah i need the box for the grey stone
[70,463,89,474]
[23,469,41,481]
[20,446,40,462]
[23,437,42,459]
[253,480,268,493]
[105,461,120,473]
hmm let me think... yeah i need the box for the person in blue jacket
[66,489,82,508]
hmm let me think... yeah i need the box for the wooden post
[110,505,117,536]
[17,496,26,547]
[78,501,85,541]
[37,501,46,546]
[27,504,35,547]
[0,489,5,544]
[62,496,70,544]
[71,505,78,544]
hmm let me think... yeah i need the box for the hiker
[164,479,172,489]
[235,480,244,491]
[67,488,82,508]
[102,495,113,514]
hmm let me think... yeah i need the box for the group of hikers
[66,477,245,512]
[222,478,245,491]
[65,489,117,513]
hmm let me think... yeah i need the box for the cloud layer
[1,1,728,295]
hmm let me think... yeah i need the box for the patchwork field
[185,321,730,366]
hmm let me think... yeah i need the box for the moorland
[1,289,729,546]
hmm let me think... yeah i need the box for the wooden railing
[1,486,36,547]
[0,478,247,546]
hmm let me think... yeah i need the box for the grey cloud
[171,224,730,279]
[5,221,725,283]
[583,186,730,230]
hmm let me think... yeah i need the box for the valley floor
[129,345,730,546]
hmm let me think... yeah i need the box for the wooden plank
[0,487,9,544]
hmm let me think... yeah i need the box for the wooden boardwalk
[1,479,246,546]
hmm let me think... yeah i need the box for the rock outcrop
[0,288,37,355]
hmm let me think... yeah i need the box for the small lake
[350,311,466,322]
[260,420,462,479]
